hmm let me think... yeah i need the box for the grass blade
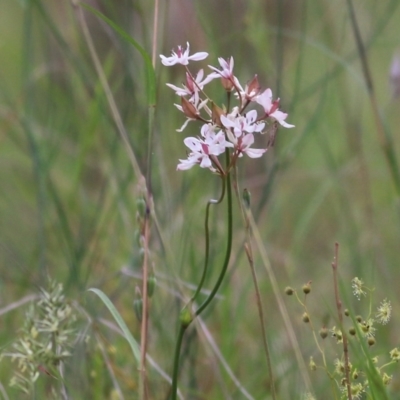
[88,288,141,364]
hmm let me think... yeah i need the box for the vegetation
[1,1,400,398]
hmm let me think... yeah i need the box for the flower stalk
[160,42,294,399]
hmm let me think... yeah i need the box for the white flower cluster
[160,42,294,173]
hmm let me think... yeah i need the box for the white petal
[188,52,209,61]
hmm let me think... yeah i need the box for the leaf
[80,3,156,106]
[88,288,141,364]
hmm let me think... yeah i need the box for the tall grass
[1,0,400,398]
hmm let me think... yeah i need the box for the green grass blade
[88,288,141,364]
[80,3,156,106]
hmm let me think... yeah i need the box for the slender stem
[191,177,226,303]
[171,150,233,399]
[195,150,233,317]
[139,211,151,400]
[171,325,187,400]
[332,242,352,400]
[243,241,276,399]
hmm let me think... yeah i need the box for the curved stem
[191,177,226,303]
[196,150,233,317]
[171,150,233,400]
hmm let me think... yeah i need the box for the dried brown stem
[139,209,151,400]
[332,242,352,400]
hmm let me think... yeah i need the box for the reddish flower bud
[211,103,224,126]
[246,74,261,100]
[181,97,199,120]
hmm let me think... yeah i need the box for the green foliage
[1,0,400,398]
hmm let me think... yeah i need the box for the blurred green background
[1,0,400,399]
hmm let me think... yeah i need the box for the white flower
[177,132,228,171]
[236,133,266,158]
[208,57,235,79]
[160,42,208,66]
[221,109,264,138]
[166,70,213,103]
[255,88,294,128]
[234,75,261,106]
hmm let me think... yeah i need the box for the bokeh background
[1,0,400,398]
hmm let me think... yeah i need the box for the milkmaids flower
[208,57,235,79]
[255,88,294,128]
[235,133,266,158]
[235,75,261,107]
[160,42,208,66]
[160,42,294,172]
[221,109,265,137]
[220,109,266,158]
[166,70,214,104]
[177,125,231,171]
[208,57,241,91]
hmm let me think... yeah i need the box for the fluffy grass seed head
[390,347,400,362]
[4,281,77,394]
[334,358,345,376]
[359,318,376,338]
[352,277,367,300]
[340,382,365,400]
[309,356,317,371]
[382,372,392,385]
[330,326,343,343]
[376,299,392,325]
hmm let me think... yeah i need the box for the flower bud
[302,282,311,294]
[302,312,310,323]
[134,298,143,322]
[180,307,193,327]
[147,273,156,298]
[181,97,199,120]
[245,75,261,100]
[136,198,147,219]
[344,309,350,317]
[368,337,376,346]
[242,189,251,209]
[211,103,224,126]
[138,247,145,265]
[285,286,294,296]
[382,372,392,385]
[349,327,356,336]
[221,77,234,92]
[319,327,328,339]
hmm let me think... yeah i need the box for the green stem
[196,150,233,317]
[170,150,233,399]
[191,177,226,303]
[171,324,187,400]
